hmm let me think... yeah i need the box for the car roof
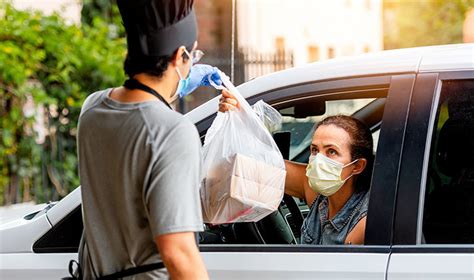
[186,43,474,124]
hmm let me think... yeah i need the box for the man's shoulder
[80,89,110,117]
[140,105,198,136]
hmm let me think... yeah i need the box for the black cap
[117,0,197,57]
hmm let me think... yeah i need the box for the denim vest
[300,190,369,245]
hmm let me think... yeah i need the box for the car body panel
[384,70,474,278]
[419,44,474,72]
[202,252,389,280]
[364,74,415,246]
[393,71,474,246]
[0,251,391,280]
[0,214,51,253]
[0,203,47,224]
[387,252,474,280]
[0,253,76,279]
[46,187,81,226]
[392,73,439,245]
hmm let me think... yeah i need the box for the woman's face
[310,124,355,180]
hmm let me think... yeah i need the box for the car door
[198,74,415,279]
[387,72,474,279]
[0,189,81,280]
[0,74,419,280]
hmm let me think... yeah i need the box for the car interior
[199,94,387,245]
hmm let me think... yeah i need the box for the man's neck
[133,73,176,103]
[109,72,177,104]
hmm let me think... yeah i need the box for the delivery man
[75,0,211,278]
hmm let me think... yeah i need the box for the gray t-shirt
[77,89,204,279]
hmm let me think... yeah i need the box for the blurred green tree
[81,0,124,37]
[0,3,125,205]
[384,0,474,49]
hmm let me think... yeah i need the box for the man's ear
[352,158,367,175]
[171,46,186,67]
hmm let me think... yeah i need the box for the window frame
[32,74,416,254]
[392,70,474,252]
[199,74,414,252]
[278,97,381,163]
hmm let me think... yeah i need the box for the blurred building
[237,0,383,66]
[196,0,382,79]
[12,0,81,24]
[190,0,383,112]
[464,8,474,43]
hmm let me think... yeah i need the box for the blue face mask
[172,48,195,102]
[172,66,192,102]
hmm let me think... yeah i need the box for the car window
[33,206,82,253]
[201,86,388,246]
[278,98,377,161]
[422,79,474,244]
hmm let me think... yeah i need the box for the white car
[1,44,473,279]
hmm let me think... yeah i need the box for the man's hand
[155,232,209,280]
[218,89,239,112]
[179,64,223,98]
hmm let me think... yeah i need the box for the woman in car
[219,89,374,245]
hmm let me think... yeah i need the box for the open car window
[200,84,388,246]
[278,98,379,163]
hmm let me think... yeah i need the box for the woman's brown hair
[315,115,374,191]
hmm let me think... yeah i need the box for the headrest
[437,120,474,176]
[436,95,474,177]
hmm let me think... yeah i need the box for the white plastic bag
[252,100,282,133]
[201,73,286,224]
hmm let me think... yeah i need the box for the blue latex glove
[179,64,223,97]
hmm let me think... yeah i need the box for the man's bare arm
[155,232,209,280]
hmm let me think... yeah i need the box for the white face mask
[306,153,358,196]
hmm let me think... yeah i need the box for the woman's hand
[218,89,240,112]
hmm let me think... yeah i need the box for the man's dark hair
[124,54,173,78]
[124,47,191,78]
